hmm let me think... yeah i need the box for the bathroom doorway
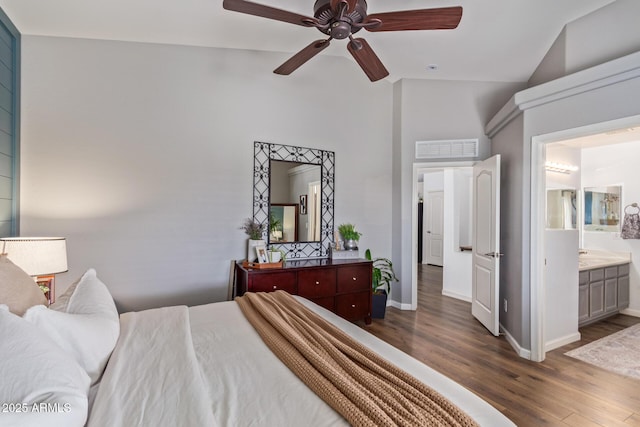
[531,115,640,360]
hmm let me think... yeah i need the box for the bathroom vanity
[578,250,630,326]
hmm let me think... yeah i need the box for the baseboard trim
[545,332,581,352]
[620,307,640,317]
[441,289,472,303]
[501,325,532,360]
[388,299,414,310]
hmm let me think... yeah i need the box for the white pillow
[0,254,47,315]
[0,306,90,427]
[23,269,120,387]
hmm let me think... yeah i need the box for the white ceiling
[556,126,640,149]
[0,0,616,82]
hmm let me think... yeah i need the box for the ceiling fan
[222,0,463,82]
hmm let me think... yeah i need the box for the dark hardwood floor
[362,264,640,427]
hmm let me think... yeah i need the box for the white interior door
[472,155,501,336]
[307,181,321,241]
[425,191,444,266]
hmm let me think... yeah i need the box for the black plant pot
[372,290,387,319]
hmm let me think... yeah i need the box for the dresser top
[238,258,371,272]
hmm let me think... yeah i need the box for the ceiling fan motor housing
[313,0,367,39]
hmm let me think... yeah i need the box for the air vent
[415,139,478,159]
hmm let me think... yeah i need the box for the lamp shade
[0,237,68,276]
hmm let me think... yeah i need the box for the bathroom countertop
[579,249,631,271]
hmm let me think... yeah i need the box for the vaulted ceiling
[0,0,615,82]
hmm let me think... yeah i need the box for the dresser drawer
[335,291,370,321]
[248,272,297,293]
[310,296,335,312]
[337,265,371,293]
[298,269,336,298]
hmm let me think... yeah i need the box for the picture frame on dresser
[255,245,268,263]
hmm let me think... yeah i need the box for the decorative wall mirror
[583,185,622,232]
[253,142,335,259]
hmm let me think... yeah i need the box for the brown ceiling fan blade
[223,0,317,27]
[330,0,358,13]
[365,6,463,32]
[347,38,389,82]
[274,39,331,75]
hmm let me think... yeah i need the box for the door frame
[530,114,640,362]
[411,161,475,310]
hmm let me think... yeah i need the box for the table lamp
[0,237,68,304]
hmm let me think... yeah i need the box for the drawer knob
[273,285,277,290]
[351,304,356,308]
[315,281,320,285]
[352,277,357,281]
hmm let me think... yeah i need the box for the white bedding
[89,297,515,427]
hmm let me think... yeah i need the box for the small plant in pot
[365,249,398,319]
[240,218,265,261]
[338,223,362,250]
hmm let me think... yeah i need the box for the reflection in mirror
[270,203,298,242]
[253,142,335,259]
[584,185,622,232]
[269,161,321,243]
[546,189,577,229]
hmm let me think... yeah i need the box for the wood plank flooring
[361,264,640,426]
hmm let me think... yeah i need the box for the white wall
[582,140,640,315]
[441,168,473,301]
[545,143,582,351]
[19,36,393,311]
[544,229,580,351]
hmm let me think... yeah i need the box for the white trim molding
[486,51,640,138]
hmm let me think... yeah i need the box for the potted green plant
[365,249,398,319]
[240,218,265,261]
[338,223,362,250]
[269,216,282,241]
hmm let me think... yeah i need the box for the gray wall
[488,0,640,353]
[490,114,527,346]
[529,0,640,86]
[19,36,393,311]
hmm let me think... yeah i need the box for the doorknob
[483,252,504,258]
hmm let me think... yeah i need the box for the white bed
[1,264,515,427]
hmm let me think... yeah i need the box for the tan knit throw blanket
[236,291,479,427]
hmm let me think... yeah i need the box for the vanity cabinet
[578,263,630,327]
[235,258,373,324]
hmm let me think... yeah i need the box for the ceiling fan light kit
[222,0,462,82]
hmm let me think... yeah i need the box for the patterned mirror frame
[253,141,335,259]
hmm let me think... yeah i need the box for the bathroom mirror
[546,189,577,230]
[253,142,335,259]
[583,185,622,232]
